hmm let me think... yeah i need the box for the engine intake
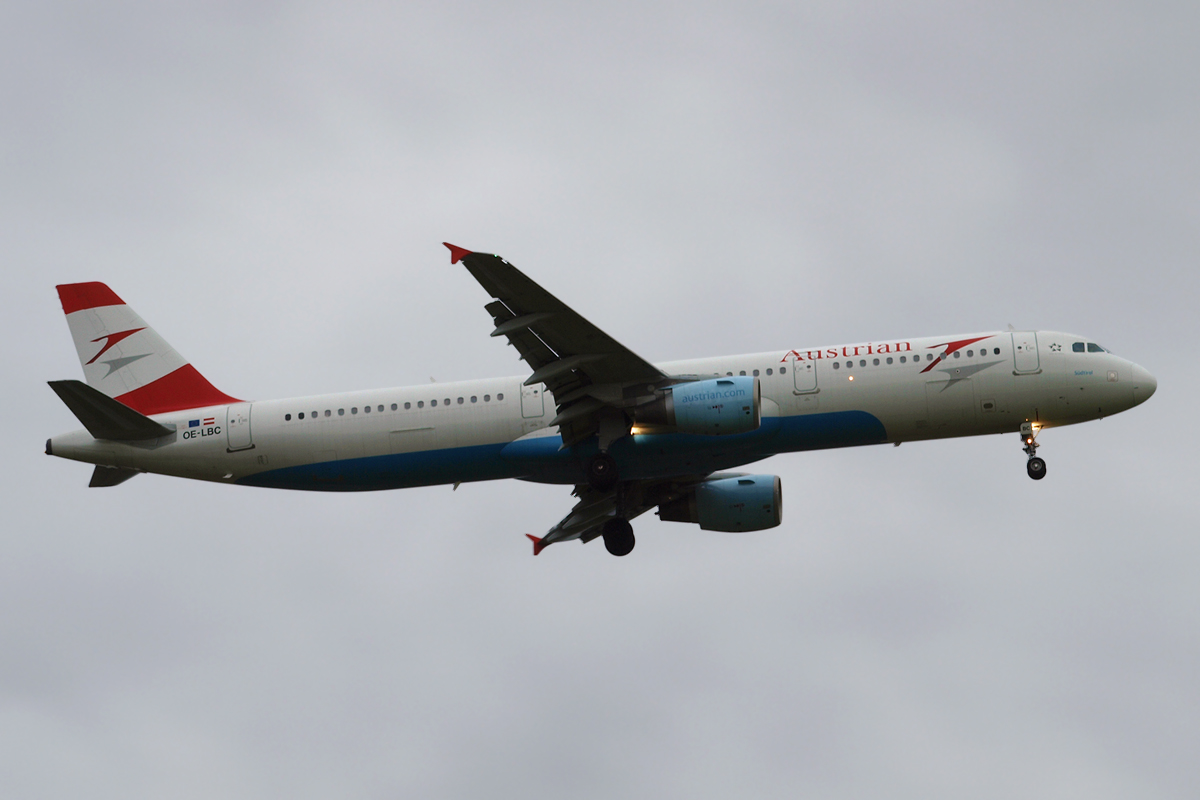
[659,474,782,532]
[636,377,760,435]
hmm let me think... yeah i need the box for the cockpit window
[1087,343,1106,353]
[1072,342,1085,353]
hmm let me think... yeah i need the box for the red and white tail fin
[56,282,240,415]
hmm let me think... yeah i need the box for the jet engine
[658,474,782,532]
[636,377,760,436]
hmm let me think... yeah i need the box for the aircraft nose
[1131,363,1157,405]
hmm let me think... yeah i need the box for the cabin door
[1011,332,1041,374]
[226,403,254,451]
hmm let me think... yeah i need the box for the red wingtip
[525,534,546,556]
[443,242,472,265]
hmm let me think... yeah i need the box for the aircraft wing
[526,475,710,554]
[445,243,671,447]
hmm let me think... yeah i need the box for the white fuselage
[48,330,1156,491]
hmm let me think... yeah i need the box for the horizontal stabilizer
[89,465,142,487]
[48,379,174,441]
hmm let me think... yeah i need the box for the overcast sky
[2,3,1198,798]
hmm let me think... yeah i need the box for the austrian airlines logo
[919,335,995,373]
[87,328,146,364]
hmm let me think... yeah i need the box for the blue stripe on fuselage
[236,410,887,492]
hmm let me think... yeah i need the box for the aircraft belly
[232,408,889,491]
[506,411,887,484]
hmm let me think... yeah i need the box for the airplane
[45,243,1158,556]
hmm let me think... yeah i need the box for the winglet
[525,534,546,556]
[443,242,472,265]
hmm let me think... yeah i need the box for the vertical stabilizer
[56,283,240,415]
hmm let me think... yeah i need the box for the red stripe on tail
[525,534,546,556]
[57,282,126,314]
[114,365,242,415]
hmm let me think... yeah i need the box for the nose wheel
[1021,422,1047,480]
[1026,456,1047,480]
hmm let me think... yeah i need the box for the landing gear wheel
[602,518,635,556]
[1027,457,1047,480]
[586,453,619,490]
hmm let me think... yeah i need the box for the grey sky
[2,3,1197,798]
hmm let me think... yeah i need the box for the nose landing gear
[1021,422,1047,480]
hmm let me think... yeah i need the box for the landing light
[848,376,854,381]
[630,426,646,435]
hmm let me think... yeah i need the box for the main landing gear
[1021,422,1047,481]
[602,517,635,556]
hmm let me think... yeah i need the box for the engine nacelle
[658,474,782,532]
[636,377,760,435]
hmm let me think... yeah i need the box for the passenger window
[351,407,358,414]
[363,406,370,413]
[993,348,1000,355]
[404,402,410,410]
[873,358,879,366]
[471,396,478,403]
[390,404,397,411]
[886,357,893,365]
[833,362,840,370]
[299,412,305,420]
[927,354,934,361]
[1073,342,1086,353]
[444,398,451,406]
[417,401,424,408]
[846,361,853,368]
[752,369,759,377]
[900,356,906,363]
[484,395,491,402]
[966,350,973,357]
[378,405,384,412]
[766,368,773,376]
[457,397,464,404]
[285,414,292,421]
[312,411,317,419]
[431,399,437,407]
[1087,343,1104,353]
[739,371,746,376]
[953,351,960,359]
[498,393,504,401]
[727,372,733,376]
[338,409,345,416]
[779,366,786,374]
